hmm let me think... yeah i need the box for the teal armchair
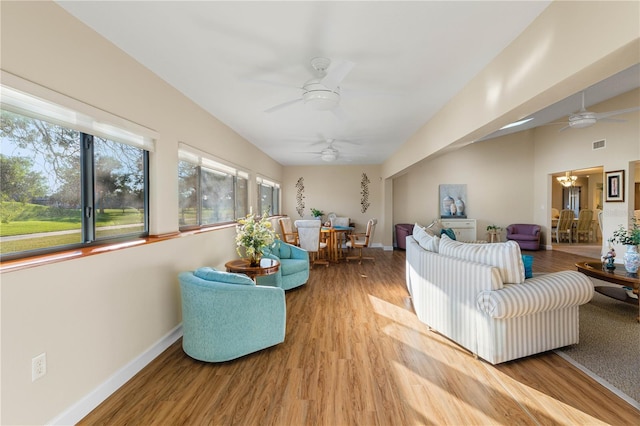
[179,267,286,362]
[257,239,309,290]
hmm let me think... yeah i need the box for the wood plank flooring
[79,247,640,425]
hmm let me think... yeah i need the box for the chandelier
[557,171,578,187]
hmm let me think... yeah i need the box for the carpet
[556,285,639,409]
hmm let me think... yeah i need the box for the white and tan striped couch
[406,231,593,364]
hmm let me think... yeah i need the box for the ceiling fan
[556,91,640,131]
[297,138,365,162]
[263,57,355,114]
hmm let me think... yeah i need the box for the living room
[1,1,639,424]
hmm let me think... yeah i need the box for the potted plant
[311,208,324,220]
[486,225,502,242]
[235,210,276,266]
[608,221,640,273]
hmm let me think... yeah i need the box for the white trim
[1,71,157,151]
[47,325,183,425]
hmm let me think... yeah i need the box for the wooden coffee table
[575,261,639,322]
[225,258,279,282]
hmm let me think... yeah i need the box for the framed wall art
[605,170,624,202]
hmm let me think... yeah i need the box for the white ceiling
[57,1,639,166]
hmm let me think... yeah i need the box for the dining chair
[574,209,593,243]
[294,219,328,268]
[346,219,377,264]
[330,216,351,255]
[278,217,299,246]
[553,209,574,243]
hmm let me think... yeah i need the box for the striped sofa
[406,233,593,364]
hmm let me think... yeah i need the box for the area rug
[556,287,639,409]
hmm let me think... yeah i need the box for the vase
[442,196,454,216]
[623,245,639,274]
[455,197,465,216]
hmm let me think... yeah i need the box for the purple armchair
[506,224,541,251]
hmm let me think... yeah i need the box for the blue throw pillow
[522,255,533,278]
[441,228,456,240]
[194,267,255,286]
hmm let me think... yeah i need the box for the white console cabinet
[440,218,477,242]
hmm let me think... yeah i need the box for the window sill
[0,224,235,274]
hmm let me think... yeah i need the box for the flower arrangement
[311,208,324,218]
[235,210,275,266]
[608,221,640,246]
[486,225,502,232]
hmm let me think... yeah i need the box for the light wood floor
[80,247,640,425]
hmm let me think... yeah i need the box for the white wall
[1,2,282,424]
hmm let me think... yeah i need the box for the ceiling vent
[592,139,606,150]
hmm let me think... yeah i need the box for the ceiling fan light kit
[568,113,597,129]
[302,81,341,110]
[321,148,338,162]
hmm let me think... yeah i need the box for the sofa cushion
[279,258,308,275]
[509,234,539,241]
[439,235,525,284]
[194,267,255,286]
[413,223,440,252]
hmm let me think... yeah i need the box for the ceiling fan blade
[598,117,626,123]
[264,98,303,113]
[321,60,355,91]
[594,106,640,119]
[558,124,571,132]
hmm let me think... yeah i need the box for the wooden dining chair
[278,217,299,246]
[346,219,377,264]
[553,209,574,243]
[574,209,593,243]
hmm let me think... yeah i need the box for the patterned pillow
[439,235,525,284]
[413,223,440,252]
[194,267,255,286]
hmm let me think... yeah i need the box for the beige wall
[1,0,639,424]
[393,89,639,247]
[393,130,535,241]
[1,2,282,424]
[281,165,385,245]
[533,88,640,249]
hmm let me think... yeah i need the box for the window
[178,144,248,229]
[257,177,280,216]
[0,82,153,260]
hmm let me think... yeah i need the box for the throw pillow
[441,228,456,240]
[522,255,533,278]
[413,223,440,252]
[194,267,255,286]
[426,219,443,236]
[439,235,525,284]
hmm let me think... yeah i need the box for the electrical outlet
[32,352,46,382]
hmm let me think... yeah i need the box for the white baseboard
[48,325,183,425]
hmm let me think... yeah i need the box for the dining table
[321,225,353,262]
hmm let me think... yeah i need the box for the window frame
[256,176,281,216]
[0,75,154,261]
[178,143,249,231]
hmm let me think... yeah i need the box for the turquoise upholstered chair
[257,239,309,290]
[179,267,286,362]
